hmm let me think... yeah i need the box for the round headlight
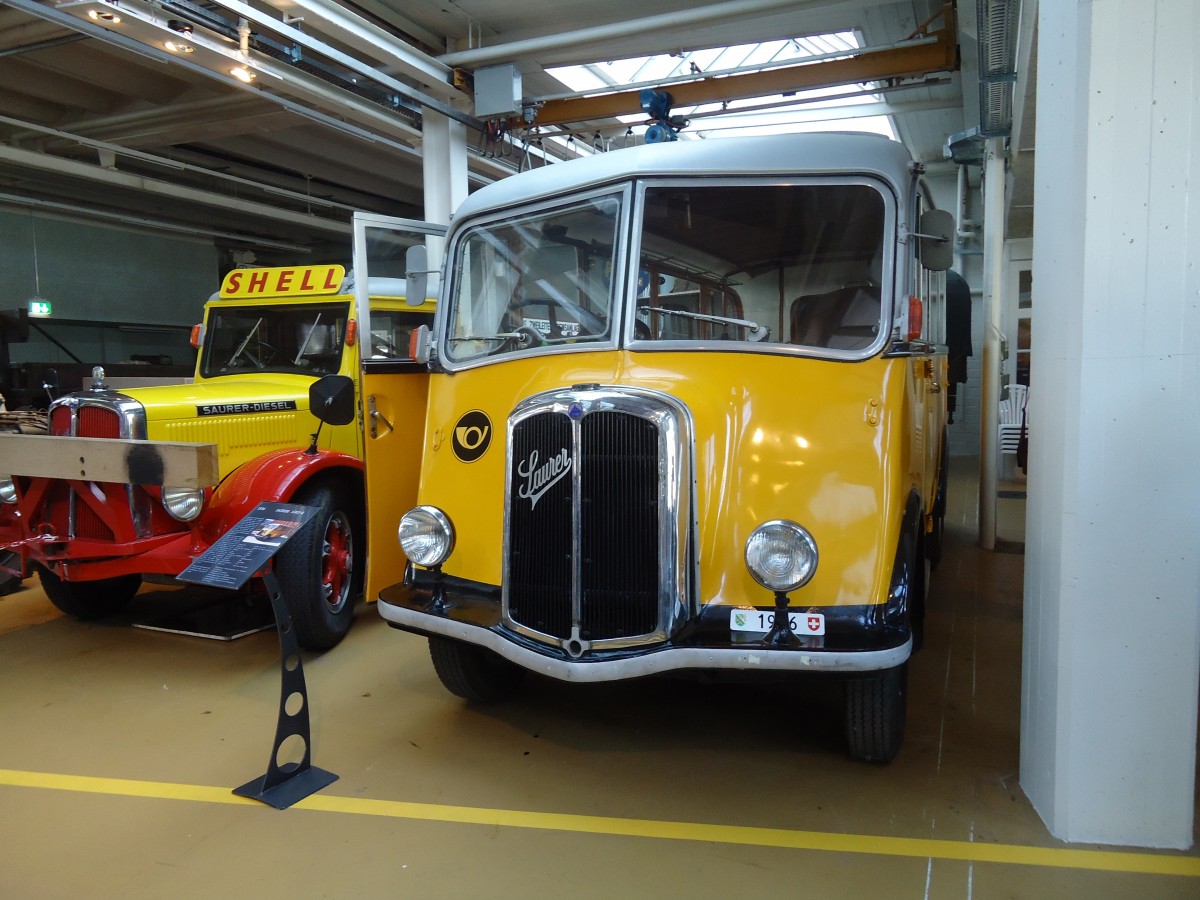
[745,519,818,592]
[161,486,205,522]
[0,476,16,505]
[399,505,455,567]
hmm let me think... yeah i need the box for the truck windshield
[444,192,622,364]
[200,302,351,377]
[635,181,889,353]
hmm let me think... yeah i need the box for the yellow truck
[0,263,434,649]
[370,132,953,762]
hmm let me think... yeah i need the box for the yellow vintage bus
[372,133,953,761]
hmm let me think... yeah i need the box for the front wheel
[36,564,141,619]
[428,637,526,703]
[274,483,362,650]
[845,663,907,763]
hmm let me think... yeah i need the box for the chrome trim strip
[379,600,912,679]
[568,406,585,654]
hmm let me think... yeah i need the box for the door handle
[367,395,393,438]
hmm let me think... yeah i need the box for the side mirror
[917,209,955,271]
[405,245,429,308]
[309,374,356,426]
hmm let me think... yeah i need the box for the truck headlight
[0,476,16,505]
[162,486,205,522]
[399,505,455,567]
[745,519,818,592]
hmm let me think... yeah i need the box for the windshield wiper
[227,317,264,366]
[448,330,539,347]
[293,313,323,365]
[639,306,770,342]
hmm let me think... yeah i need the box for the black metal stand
[233,569,338,809]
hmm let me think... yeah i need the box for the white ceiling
[0,0,1027,263]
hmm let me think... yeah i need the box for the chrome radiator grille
[43,391,151,540]
[503,387,692,655]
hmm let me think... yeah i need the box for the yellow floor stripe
[2,767,1197,878]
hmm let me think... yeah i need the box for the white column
[978,138,1005,550]
[1020,0,1200,848]
[421,110,469,261]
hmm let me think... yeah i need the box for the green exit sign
[28,299,51,317]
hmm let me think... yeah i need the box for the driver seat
[790,285,881,350]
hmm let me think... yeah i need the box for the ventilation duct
[977,0,1020,137]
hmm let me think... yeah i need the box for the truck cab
[0,264,434,649]
[371,133,953,761]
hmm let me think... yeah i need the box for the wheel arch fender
[882,489,923,629]
[197,449,364,543]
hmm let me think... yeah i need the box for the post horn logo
[451,410,492,462]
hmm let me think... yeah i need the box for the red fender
[197,448,363,545]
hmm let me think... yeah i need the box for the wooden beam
[527,10,958,129]
[0,435,219,488]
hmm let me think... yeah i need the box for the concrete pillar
[421,110,469,260]
[1020,0,1200,848]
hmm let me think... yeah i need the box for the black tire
[0,550,23,596]
[274,482,362,650]
[428,637,525,704]
[845,663,907,763]
[36,564,141,619]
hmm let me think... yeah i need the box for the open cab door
[351,211,446,604]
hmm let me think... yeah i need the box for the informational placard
[178,501,316,590]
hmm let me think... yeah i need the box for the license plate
[730,608,825,636]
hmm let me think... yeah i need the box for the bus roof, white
[453,132,916,224]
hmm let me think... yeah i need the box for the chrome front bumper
[377,596,912,682]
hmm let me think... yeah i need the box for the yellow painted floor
[0,460,1197,899]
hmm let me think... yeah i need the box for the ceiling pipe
[440,0,876,68]
[0,113,358,213]
[4,0,482,146]
[260,0,456,96]
[0,33,86,57]
[32,95,289,148]
[0,143,353,235]
[0,192,314,252]
[201,0,470,121]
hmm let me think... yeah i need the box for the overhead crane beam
[522,6,958,130]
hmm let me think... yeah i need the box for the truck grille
[41,391,151,541]
[503,387,692,654]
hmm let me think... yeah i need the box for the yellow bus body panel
[414,349,936,610]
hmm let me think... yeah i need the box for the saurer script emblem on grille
[517,448,571,510]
